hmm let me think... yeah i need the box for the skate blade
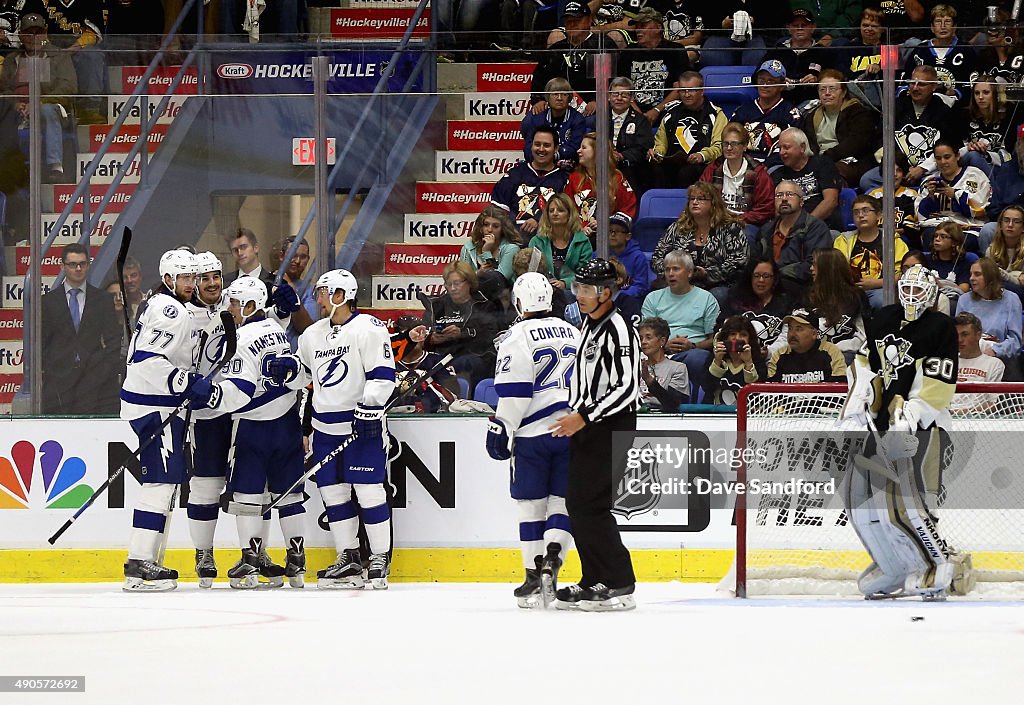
[578,595,636,612]
[370,577,389,590]
[540,574,556,608]
[517,593,542,609]
[198,577,215,589]
[260,576,285,588]
[554,599,581,611]
[228,574,260,590]
[317,577,365,590]
[122,578,177,593]
[288,574,305,589]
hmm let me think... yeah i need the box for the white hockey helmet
[194,251,222,275]
[512,272,553,315]
[159,250,198,282]
[315,269,358,303]
[898,264,938,322]
[224,276,268,316]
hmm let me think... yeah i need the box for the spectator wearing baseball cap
[618,7,692,123]
[729,60,801,164]
[767,307,846,383]
[608,212,653,300]
[788,2,863,42]
[542,0,630,52]
[762,8,831,105]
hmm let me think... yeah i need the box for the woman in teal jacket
[459,206,521,283]
[527,193,594,291]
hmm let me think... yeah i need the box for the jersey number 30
[533,345,576,392]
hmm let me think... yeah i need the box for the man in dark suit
[223,227,275,295]
[40,243,123,414]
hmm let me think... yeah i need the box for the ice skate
[251,538,285,588]
[367,552,390,590]
[195,548,217,589]
[123,559,178,592]
[317,549,364,589]
[539,542,562,608]
[554,582,590,611]
[578,583,636,612]
[227,549,260,590]
[285,537,306,589]
[514,557,542,609]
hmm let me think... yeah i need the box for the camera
[726,339,744,354]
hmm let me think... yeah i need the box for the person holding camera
[637,317,689,411]
[708,315,767,406]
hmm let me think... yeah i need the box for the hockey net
[735,383,1024,598]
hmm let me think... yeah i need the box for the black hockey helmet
[575,258,618,287]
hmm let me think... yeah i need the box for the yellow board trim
[0,549,736,584]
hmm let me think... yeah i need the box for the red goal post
[734,382,1024,598]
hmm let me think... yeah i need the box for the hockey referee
[550,258,640,612]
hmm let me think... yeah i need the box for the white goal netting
[736,383,1024,598]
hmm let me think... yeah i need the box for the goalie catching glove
[353,403,385,439]
[485,416,512,461]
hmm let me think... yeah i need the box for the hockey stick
[115,226,134,339]
[47,312,238,545]
[226,353,454,517]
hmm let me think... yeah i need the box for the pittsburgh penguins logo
[821,315,856,345]
[719,378,743,407]
[744,312,783,347]
[674,116,701,153]
[896,124,939,166]
[875,333,914,387]
[663,9,702,42]
[573,187,597,223]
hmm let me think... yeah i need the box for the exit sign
[292,138,337,165]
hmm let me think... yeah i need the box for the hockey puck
[911,616,925,622]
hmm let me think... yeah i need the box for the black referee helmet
[575,258,617,287]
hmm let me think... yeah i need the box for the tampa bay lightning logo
[203,330,226,366]
[163,305,178,319]
[317,356,349,388]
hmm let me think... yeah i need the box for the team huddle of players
[118,245,967,602]
[120,249,396,592]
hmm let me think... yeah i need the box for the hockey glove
[880,412,919,460]
[265,353,300,386]
[270,281,300,317]
[353,403,385,439]
[594,4,623,24]
[837,356,876,428]
[185,376,221,409]
[485,416,512,461]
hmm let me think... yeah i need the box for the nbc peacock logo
[0,440,94,509]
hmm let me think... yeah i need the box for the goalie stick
[225,353,454,517]
[47,312,238,545]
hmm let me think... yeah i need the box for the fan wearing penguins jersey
[279,270,397,589]
[120,250,211,592]
[839,264,969,600]
[487,273,579,608]
[208,277,306,589]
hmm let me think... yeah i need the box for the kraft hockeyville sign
[434,151,519,182]
[16,247,101,276]
[462,93,532,120]
[119,66,198,95]
[415,183,492,214]
[330,8,431,39]
[403,214,476,244]
[53,185,134,214]
[383,245,461,275]
[0,310,24,341]
[40,214,116,244]
[447,121,522,151]
[475,64,536,92]
[371,275,446,308]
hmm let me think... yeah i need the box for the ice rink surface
[2,581,1023,705]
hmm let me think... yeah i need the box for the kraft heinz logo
[416,183,493,213]
[477,63,536,91]
[404,213,476,243]
[217,63,254,79]
[448,121,522,151]
[384,245,462,275]
[435,151,519,182]
[463,93,531,120]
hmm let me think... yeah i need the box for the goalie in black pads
[838,264,974,600]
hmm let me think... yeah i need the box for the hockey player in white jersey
[273,269,397,589]
[486,272,579,608]
[204,277,307,589]
[120,250,218,591]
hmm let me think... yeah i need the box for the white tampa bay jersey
[494,315,580,438]
[120,289,199,421]
[293,312,397,435]
[218,317,296,421]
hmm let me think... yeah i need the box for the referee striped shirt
[569,306,641,423]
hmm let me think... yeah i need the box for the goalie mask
[898,264,938,322]
[512,272,553,316]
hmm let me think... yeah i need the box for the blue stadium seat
[633,219,669,254]
[473,378,499,407]
[638,188,687,221]
[700,66,758,116]
[839,187,857,230]
[457,377,470,400]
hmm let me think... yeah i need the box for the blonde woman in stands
[985,204,1024,301]
[566,132,637,240]
[527,194,593,291]
[460,206,521,284]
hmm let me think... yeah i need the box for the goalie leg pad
[845,460,929,596]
